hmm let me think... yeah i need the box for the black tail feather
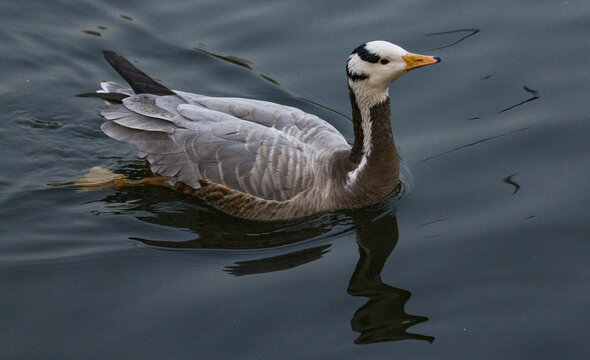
[76,92,128,102]
[101,50,175,96]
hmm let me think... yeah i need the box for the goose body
[81,41,439,221]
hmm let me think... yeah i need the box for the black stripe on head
[346,57,369,81]
[347,71,369,81]
[351,43,380,63]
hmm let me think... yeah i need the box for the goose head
[346,41,440,107]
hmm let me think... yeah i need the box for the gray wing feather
[97,83,349,200]
[101,122,180,155]
[99,81,133,96]
[102,105,177,133]
[177,93,349,149]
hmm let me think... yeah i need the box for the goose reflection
[89,178,432,344]
[222,208,434,343]
[94,183,350,262]
[348,209,434,344]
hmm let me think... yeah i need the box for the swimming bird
[79,41,440,221]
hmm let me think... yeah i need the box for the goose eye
[379,58,390,65]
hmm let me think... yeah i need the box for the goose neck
[345,87,399,197]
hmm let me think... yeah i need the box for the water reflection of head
[348,207,434,344]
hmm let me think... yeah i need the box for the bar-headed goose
[79,41,440,220]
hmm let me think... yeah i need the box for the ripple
[421,127,530,162]
[503,173,521,194]
[498,86,539,113]
[426,28,480,50]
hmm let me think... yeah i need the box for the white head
[347,41,440,107]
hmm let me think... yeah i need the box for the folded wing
[99,87,350,201]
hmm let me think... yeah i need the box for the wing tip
[99,50,176,96]
[102,50,117,61]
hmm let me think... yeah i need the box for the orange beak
[402,52,441,71]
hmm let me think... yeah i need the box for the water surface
[1,0,589,359]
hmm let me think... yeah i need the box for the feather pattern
[98,85,350,201]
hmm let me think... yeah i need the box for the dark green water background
[1,0,589,359]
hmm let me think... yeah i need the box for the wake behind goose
[79,41,440,221]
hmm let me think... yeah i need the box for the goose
[79,41,440,221]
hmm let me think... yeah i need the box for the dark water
[1,0,589,358]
